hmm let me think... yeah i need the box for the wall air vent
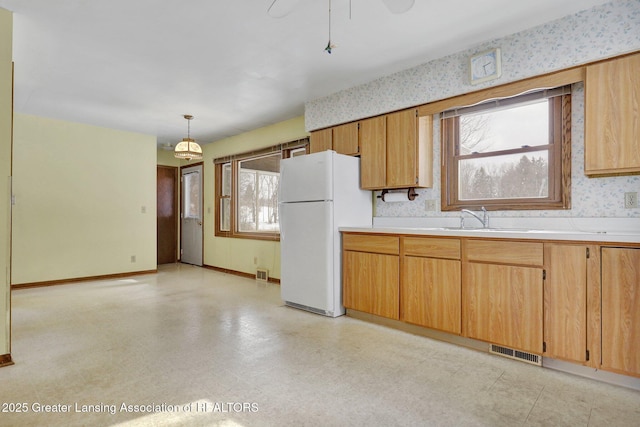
[489,344,542,366]
[256,268,269,282]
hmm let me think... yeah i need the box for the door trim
[180,162,204,265]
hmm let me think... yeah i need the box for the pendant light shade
[174,115,203,161]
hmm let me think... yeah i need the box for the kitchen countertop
[340,226,640,244]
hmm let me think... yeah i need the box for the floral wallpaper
[305,0,640,131]
[376,84,640,219]
[304,0,640,222]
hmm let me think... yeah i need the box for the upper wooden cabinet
[333,122,359,155]
[309,128,332,154]
[359,115,387,189]
[309,122,359,156]
[310,108,433,189]
[585,53,640,176]
[360,109,432,190]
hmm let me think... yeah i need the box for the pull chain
[324,0,335,53]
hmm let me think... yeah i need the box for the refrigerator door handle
[279,167,287,203]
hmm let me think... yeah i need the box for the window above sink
[441,86,572,212]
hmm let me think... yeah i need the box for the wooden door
[464,263,543,354]
[544,244,588,363]
[343,250,399,319]
[402,256,461,333]
[585,53,640,175]
[386,109,417,188]
[601,247,640,376]
[359,116,386,189]
[332,122,359,155]
[310,128,332,154]
[157,166,178,264]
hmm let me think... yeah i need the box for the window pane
[221,163,231,196]
[183,171,200,218]
[459,151,549,200]
[220,198,230,232]
[237,153,281,233]
[459,100,549,155]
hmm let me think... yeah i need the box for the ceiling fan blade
[381,0,415,14]
[267,0,301,18]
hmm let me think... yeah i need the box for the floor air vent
[489,344,542,366]
[256,268,269,282]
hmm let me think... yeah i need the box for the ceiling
[0,0,611,149]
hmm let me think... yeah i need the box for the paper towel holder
[378,188,418,202]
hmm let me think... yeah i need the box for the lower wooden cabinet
[401,236,461,334]
[341,231,640,379]
[402,256,461,334]
[601,247,640,377]
[463,240,544,354]
[464,262,543,354]
[343,251,399,319]
[342,234,399,320]
[543,244,598,365]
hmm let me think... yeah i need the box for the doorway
[181,164,203,266]
[157,166,178,264]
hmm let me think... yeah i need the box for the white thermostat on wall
[469,48,502,85]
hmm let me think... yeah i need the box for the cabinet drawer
[403,237,461,259]
[465,240,543,266]
[343,234,399,255]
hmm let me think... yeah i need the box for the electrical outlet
[141,206,146,214]
[253,256,258,265]
[425,199,437,211]
[131,255,136,263]
[624,192,638,209]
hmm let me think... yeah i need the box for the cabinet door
[310,128,332,154]
[333,122,359,156]
[359,116,386,189]
[601,247,640,376]
[403,256,461,334]
[464,263,543,354]
[343,250,399,319]
[585,53,640,175]
[544,244,588,363]
[386,109,417,188]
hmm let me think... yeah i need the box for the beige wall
[157,149,183,167]
[0,7,12,357]
[11,114,157,285]
[203,116,307,279]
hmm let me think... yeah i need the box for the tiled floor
[1,263,639,426]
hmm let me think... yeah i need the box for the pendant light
[174,114,203,161]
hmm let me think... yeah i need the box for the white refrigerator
[279,150,372,317]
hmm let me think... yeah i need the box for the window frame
[441,88,571,211]
[214,139,309,241]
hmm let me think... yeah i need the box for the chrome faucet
[460,207,489,228]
